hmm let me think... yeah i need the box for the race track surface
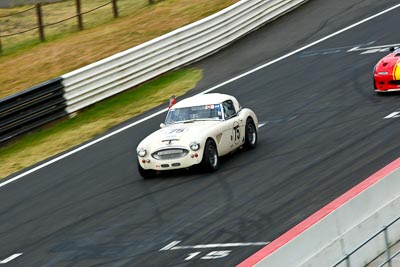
[1,0,400,266]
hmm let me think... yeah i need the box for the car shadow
[376,91,400,97]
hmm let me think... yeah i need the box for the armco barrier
[239,158,400,267]
[62,0,309,114]
[0,78,66,143]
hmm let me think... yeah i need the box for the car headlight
[189,141,200,151]
[378,71,389,75]
[137,148,147,157]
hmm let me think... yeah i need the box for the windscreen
[165,104,223,124]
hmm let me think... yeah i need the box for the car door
[217,100,242,155]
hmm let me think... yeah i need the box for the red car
[374,47,400,92]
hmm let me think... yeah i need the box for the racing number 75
[233,121,241,144]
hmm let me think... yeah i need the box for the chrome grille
[152,148,189,160]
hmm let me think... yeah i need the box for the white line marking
[185,252,201,260]
[300,41,376,55]
[347,43,400,52]
[0,253,23,264]
[169,242,270,250]
[2,3,400,188]
[258,123,267,128]
[360,49,387,54]
[384,112,400,119]
[159,240,182,251]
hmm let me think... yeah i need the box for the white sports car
[136,93,258,178]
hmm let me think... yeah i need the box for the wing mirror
[160,123,165,128]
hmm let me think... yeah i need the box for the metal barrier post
[345,255,351,267]
[384,227,392,267]
[333,217,400,267]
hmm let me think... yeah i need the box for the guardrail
[62,0,309,114]
[0,78,66,143]
[333,216,400,267]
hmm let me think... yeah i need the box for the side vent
[216,133,223,144]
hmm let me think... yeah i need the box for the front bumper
[137,149,203,170]
[374,75,400,91]
[375,88,400,93]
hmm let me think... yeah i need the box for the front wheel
[137,161,156,179]
[244,118,257,149]
[201,139,219,172]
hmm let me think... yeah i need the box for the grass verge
[0,68,202,179]
[0,0,238,97]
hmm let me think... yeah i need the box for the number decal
[185,252,201,261]
[233,121,240,144]
[201,250,231,259]
[185,251,231,261]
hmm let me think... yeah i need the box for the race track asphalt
[1,0,400,266]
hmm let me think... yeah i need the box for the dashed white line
[384,112,400,119]
[160,241,269,251]
[0,253,23,264]
[258,122,267,128]
[347,43,400,52]
[160,241,182,251]
[2,3,400,188]
[171,242,270,250]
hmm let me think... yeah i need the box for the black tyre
[201,139,219,172]
[373,79,377,90]
[244,118,257,149]
[137,161,156,179]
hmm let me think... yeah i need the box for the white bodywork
[136,93,258,171]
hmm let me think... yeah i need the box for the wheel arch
[242,109,258,132]
[205,137,218,154]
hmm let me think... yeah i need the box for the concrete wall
[254,165,400,267]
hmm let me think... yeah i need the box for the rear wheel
[244,118,257,149]
[201,139,219,172]
[137,161,156,179]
